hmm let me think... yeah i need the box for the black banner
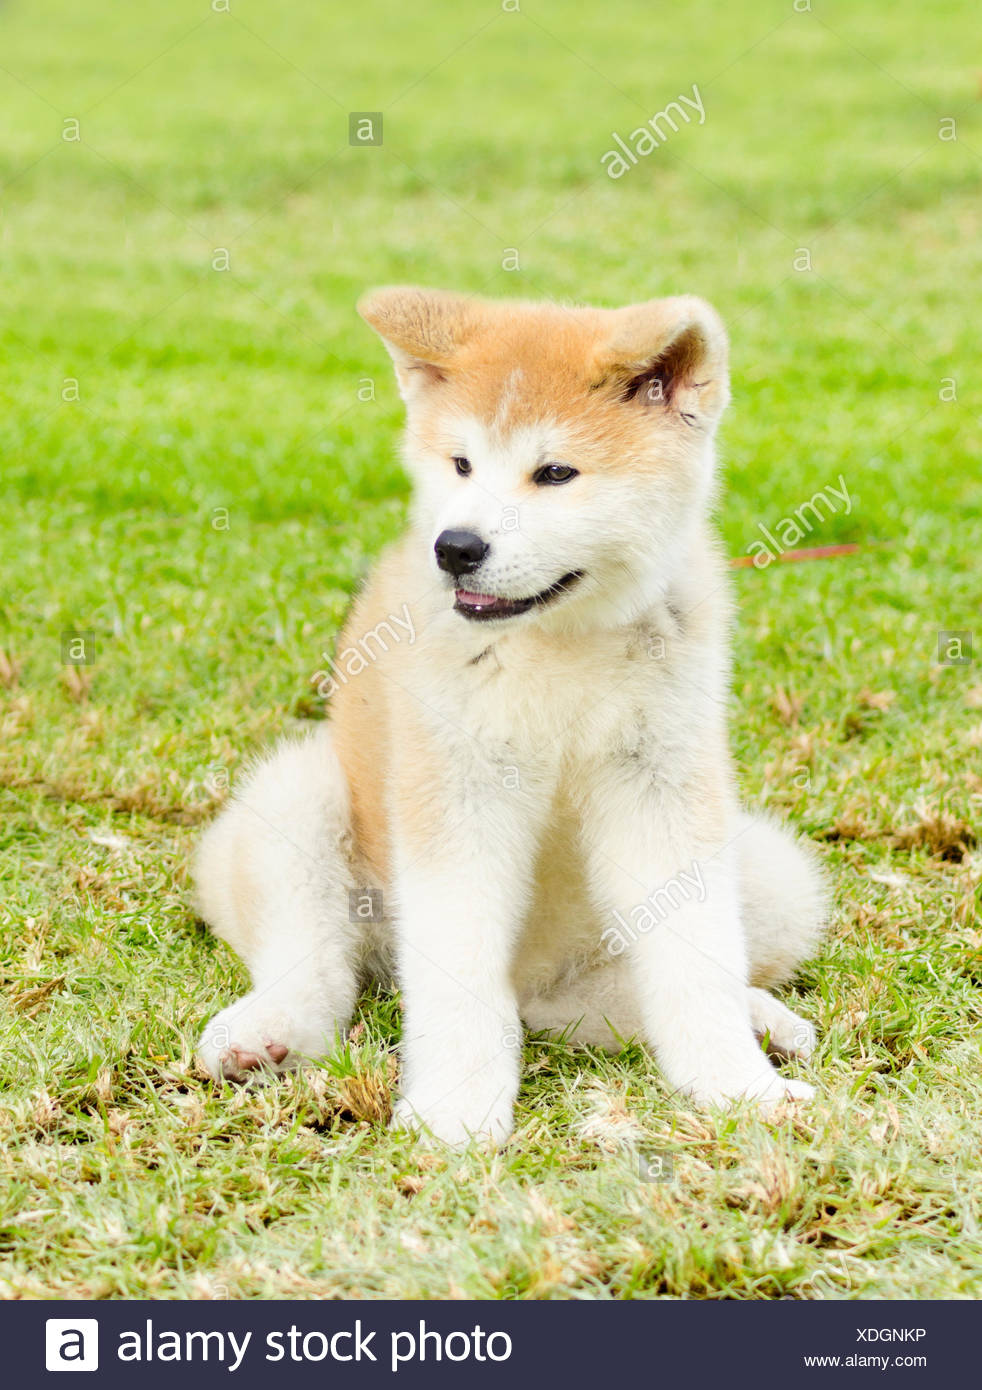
[16,1299,968,1386]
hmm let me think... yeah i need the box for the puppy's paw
[685,1062,815,1117]
[747,987,817,1060]
[749,1074,815,1117]
[391,1092,514,1149]
[197,992,332,1083]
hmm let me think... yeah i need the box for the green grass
[2,0,981,1299]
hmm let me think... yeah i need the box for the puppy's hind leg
[193,726,361,1081]
[738,812,829,989]
[738,811,828,1063]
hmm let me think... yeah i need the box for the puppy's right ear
[358,286,475,399]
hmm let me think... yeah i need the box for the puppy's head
[358,286,729,630]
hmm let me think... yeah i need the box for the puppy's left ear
[598,295,730,431]
[358,285,476,400]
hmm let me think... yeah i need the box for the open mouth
[454,570,584,621]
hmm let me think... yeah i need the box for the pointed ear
[597,295,730,430]
[358,286,476,399]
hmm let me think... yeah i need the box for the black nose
[434,529,489,578]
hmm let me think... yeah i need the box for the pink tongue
[456,589,501,607]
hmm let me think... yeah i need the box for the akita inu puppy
[194,287,828,1145]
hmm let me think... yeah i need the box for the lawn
[1,0,980,1299]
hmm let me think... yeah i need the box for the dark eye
[453,456,472,476]
[533,463,578,486]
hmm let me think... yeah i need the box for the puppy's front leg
[391,754,545,1147]
[585,773,814,1112]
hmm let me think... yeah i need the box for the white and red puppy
[194,287,828,1145]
